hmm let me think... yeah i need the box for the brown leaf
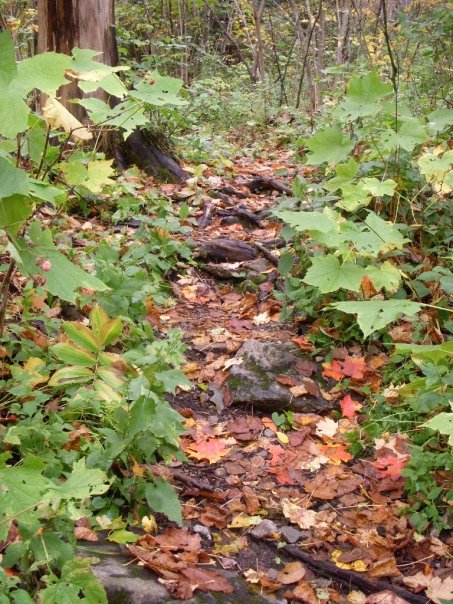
[180,567,234,593]
[367,556,400,579]
[74,526,98,542]
[200,504,230,529]
[286,580,321,603]
[277,561,306,584]
[277,374,298,387]
[155,528,202,552]
[365,590,410,604]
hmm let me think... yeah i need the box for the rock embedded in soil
[226,339,334,413]
[82,542,281,603]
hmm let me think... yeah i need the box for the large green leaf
[360,177,397,197]
[14,222,109,303]
[51,343,96,367]
[0,456,51,540]
[323,158,358,192]
[427,108,453,133]
[145,478,182,525]
[305,127,354,165]
[338,71,393,120]
[364,212,409,252]
[304,255,366,293]
[130,71,186,107]
[0,157,30,198]
[275,208,339,233]
[331,300,422,337]
[366,261,401,292]
[423,412,453,446]
[16,52,72,95]
[0,195,33,237]
[0,30,17,86]
[47,459,110,500]
[381,120,428,152]
[336,183,371,212]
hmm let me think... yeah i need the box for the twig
[254,242,279,267]
[0,259,16,337]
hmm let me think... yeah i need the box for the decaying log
[276,543,429,604]
[244,176,292,195]
[195,239,257,262]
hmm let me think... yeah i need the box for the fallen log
[243,176,292,195]
[195,238,257,262]
[278,543,429,604]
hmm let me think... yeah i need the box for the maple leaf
[292,335,314,351]
[282,499,318,529]
[340,394,363,419]
[315,417,339,438]
[318,444,353,463]
[322,359,344,380]
[374,455,409,481]
[185,438,232,464]
[342,356,366,379]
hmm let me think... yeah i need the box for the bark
[37,0,188,181]
[37,0,118,121]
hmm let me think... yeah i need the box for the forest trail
[116,150,450,604]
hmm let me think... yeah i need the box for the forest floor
[114,148,452,604]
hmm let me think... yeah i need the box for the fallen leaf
[287,580,321,603]
[332,549,367,572]
[180,567,234,594]
[74,526,98,541]
[282,499,317,529]
[292,336,314,351]
[322,359,344,381]
[373,455,409,481]
[289,384,308,397]
[186,438,233,464]
[365,590,410,604]
[315,417,339,438]
[342,356,367,379]
[277,374,298,387]
[340,394,363,419]
[277,561,306,584]
[426,575,453,604]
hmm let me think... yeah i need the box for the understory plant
[0,30,192,600]
[276,69,452,530]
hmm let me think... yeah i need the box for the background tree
[37,0,188,181]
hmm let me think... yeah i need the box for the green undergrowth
[0,31,194,601]
[275,69,453,532]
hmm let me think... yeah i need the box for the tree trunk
[37,0,188,182]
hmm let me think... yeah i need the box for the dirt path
[121,152,450,603]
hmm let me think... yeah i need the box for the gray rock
[193,524,212,541]
[250,519,279,539]
[279,525,303,544]
[81,542,280,603]
[226,339,334,413]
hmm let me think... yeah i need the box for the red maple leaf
[374,455,409,481]
[340,394,363,419]
[341,356,367,379]
[292,335,314,351]
[322,360,344,381]
[186,438,232,464]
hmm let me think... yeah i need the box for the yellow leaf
[331,549,367,572]
[276,431,289,444]
[42,96,92,142]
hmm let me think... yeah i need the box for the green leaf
[79,73,128,99]
[155,369,192,394]
[47,459,110,501]
[382,120,428,152]
[99,317,122,347]
[275,208,339,233]
[51,343,96,367]
[0,195,33,237]
[63,322,101,353]
[304,255,366,293]
[107,529,139,544]
[394,341,453,364]
[0,456,51,540]
[418,150,453,192]
[130,72,186,106]
[427,108,453,133]
[14,222,109,303]
[305,127,354,165]
[60,159,115,194]
[338,71,393,120]
[323,158,358,192]
[48,366,94,387]
[39,558,107,604]
[423,412,453,446]
[331,300,422,337]
[336,183,371,211]
[16,53,72,96]
[0,31,17,86]
[0,157,30,198]
[96,368,125,390]
[145,478,182,525]
[364,212,409,252]
[360,177,397,197]
[366,261,401,292]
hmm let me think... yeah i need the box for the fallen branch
[243,176,292,195]
[280,543,429,604]
[254,242,279,267]
[195,239,257,262]
[198,200,214,229]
